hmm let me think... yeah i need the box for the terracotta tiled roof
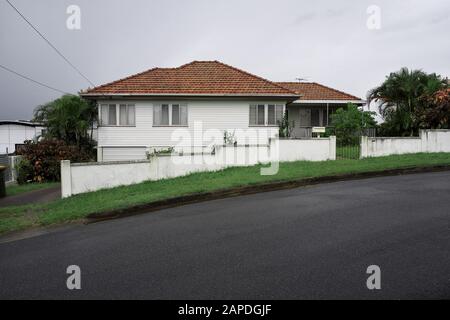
[82,61,298,97]
[276,82,362,101]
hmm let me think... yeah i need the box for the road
[1,171,449,299]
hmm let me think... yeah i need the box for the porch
[286,103,345,138]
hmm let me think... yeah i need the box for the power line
[5,0,96,87]
[0,63,73,95]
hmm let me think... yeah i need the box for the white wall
[97,100,282,161]
[61,137,336,197]
[361,130,450,158]
[278,137,336,161]
[0,124,44,154]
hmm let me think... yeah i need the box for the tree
[330,103,377,145]
[33,95,97,149]
[368,68,447,136]
[416,88,450,129]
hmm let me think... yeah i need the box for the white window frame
[153,103,188,127]
[249,103,285,127]
[99,103,136,127]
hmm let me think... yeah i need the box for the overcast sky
[1,0,449,120]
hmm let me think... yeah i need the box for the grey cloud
[0,0,449,120]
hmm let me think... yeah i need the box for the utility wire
[5,0,96,87]
[0,63,73,95]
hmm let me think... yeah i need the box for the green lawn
[5,182,59,197]
[1,153,450,235]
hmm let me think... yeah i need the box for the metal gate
[328,127,376,160]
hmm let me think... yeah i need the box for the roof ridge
[276,81,314,85]
[214,61,298,95]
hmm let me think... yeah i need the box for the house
[80,60,363,162]
[276,82,365,137]
[0,120,45,154]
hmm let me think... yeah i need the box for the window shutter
[249,105,257,125]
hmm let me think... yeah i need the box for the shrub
[331,103,377,145]
[16,139,94,183]
[16,158,34,184]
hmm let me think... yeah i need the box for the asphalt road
[1,171,449,299]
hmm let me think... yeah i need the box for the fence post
[61,160,72,198]
[329,136,336,160]
[360,136,368,159]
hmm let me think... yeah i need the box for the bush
[16,158,34,184]
[331,103,377,145]
[16,139,94,183]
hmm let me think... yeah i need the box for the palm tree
[368,68,447,136]
[33,95,97,148]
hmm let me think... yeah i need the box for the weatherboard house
[80,61,364,162]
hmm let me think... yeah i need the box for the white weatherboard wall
[97,100,281,162]
[61,137,336,197]
[360,130,450,158]
[0,124,44,154]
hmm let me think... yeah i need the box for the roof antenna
[295,77,309,82]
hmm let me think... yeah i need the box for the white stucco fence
[61,137,336,197]
[360,129,450,158]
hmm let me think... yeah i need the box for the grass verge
[1,153,450,235]
[5,182,59,197]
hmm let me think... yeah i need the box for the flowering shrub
[16,139,94,183]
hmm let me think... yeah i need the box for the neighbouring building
[0,120,45,154]
[80,60,364,162]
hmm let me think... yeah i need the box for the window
[311,108,320,127]
[119,104,135,126]
[153,103,188,126]
[172,104,180,125]
[100,104,135,126]
[249,105,257,125]
[249,104,284,126]
[322,108,329,127]
[161,104,169,125]
[257,105,265,125]
[267,104,284,125]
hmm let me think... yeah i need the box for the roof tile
[276,82,362,101]
[82,61,297,97]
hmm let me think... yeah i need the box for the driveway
[0,172,449,299]
[0,185,61,207]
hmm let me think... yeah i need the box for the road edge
[85,164,450,223]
